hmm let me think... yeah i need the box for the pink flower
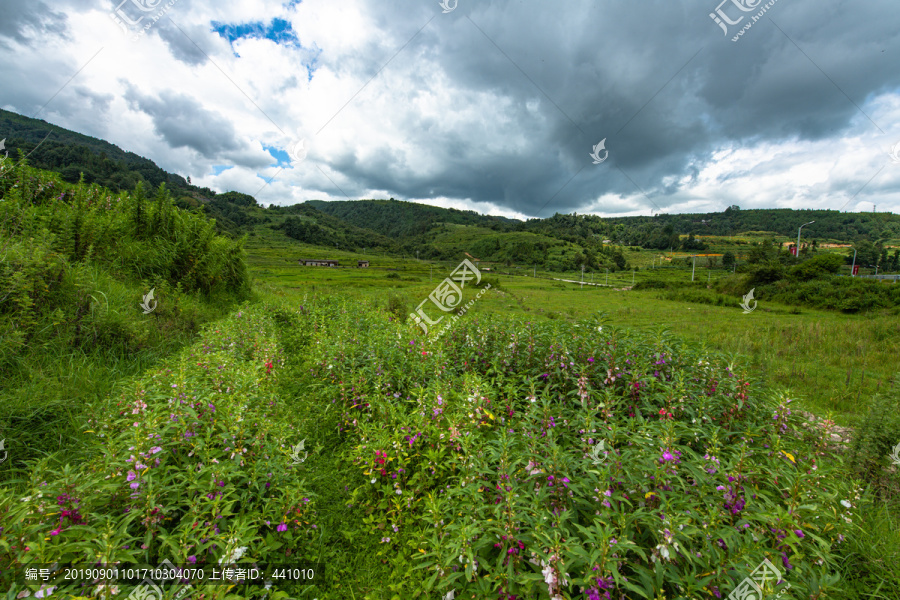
[277,522,287,532]
[49,527,62,536]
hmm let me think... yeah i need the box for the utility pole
[850,247,857,277]
[797,221,815,258]
[691,255,696,282]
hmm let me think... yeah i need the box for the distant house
[358,260,370,267]
[299,259,339,267]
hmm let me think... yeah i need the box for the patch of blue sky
[210,16,319,80]
[212,18,300,52]
[211,165,233,176]
[265,145,291,166]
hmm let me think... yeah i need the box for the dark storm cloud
[123,86,243,158]
[311,0,899,216]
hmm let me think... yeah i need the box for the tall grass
[0,158,251,480]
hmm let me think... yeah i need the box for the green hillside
[306,198,516,238]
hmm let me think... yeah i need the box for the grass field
[246,239,900,427]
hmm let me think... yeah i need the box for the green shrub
[789,254,844,281]
[745,260,786,286]
[386,293,408,323]
[847,378,900,500]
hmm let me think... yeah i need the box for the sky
[1,0,899,219]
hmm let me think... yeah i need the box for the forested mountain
[523,207,900,248]
[306,198,517,238]
[0,109,205,195]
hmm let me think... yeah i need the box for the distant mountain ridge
[1,108,897,254]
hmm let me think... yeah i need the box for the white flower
[371,478,376,484]
[443,592,456,600]
[219,544,248,565]
[840,500,852,508]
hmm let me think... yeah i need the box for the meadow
[245,240,900,427]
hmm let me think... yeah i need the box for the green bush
[745,260,786,286]
[386,293,408,323]
[847,378,900,499]
[789,254,844,282]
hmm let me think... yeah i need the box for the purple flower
[660,450,674,462]
[130,482,140,490]
[187,556,196,564]
[277,522,287,532]
[794,530,804,538]
[149,446,162,454]
[126,471,137,482]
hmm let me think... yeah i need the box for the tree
[722,251,735,269]
[789,253,844,281]
[851,241,878,267]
